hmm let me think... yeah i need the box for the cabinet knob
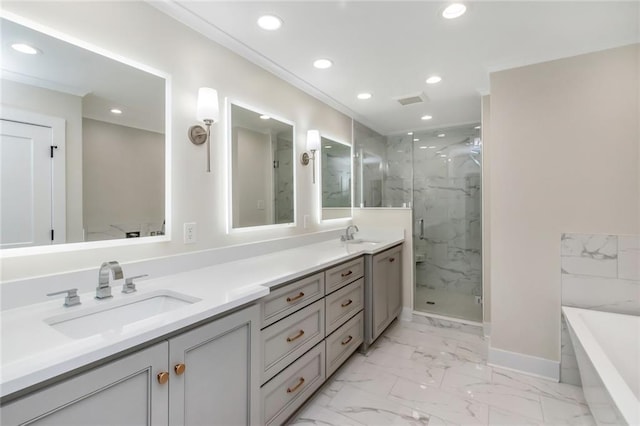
[174,363,186,375]
[157,371,169,385]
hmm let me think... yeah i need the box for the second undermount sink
[346,239,381,247]
[45,290,201,339]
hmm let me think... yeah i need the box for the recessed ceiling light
[257,15,282,30]
[448,158,452,162]
[407,132,414,135]
[110,108,123,115]
[437,133,446,137]
[474,125,481,130]
[419,146,427,149]
[442,3,467,19]
[426,76,442,84]
[324,145,332,149]
[11,43,38,55]
[357,93,372,100]
[440,154,447,158]
[413,138,420,142]
[313,58,333,69]
[260,115,271,120]
[421,115,433,121]
[428,146,437,149]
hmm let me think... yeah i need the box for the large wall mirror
[0,15,169,250]
[229,102,295,230]
[321,136,352,220]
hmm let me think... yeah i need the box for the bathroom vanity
[0,237,404,425]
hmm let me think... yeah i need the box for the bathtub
[562,306,640,425]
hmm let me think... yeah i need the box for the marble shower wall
[560,233,640,385]
[384,134,414,207]
[413,136,483,297]
[274,136,294,224]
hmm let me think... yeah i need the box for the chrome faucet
[96,261,123,299]
[341,225,359,242]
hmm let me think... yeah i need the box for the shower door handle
[419,218,424,240]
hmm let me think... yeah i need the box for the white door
[0,119,54,248]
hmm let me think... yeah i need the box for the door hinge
[273,160,280,169]
[51,229,54,241]
[50,145,58,158]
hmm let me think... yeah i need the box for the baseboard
[488,346,560,382]
[400,307,413,321]
[483,322,491,338]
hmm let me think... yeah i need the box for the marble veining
[291,316,593,425]
[560,232,640,386]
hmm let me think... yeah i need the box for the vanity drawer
[325,257,364,294]
[261,272,325,328]
[326,311,364,377]
[325,277,364,335]
[262,299,325,383]
[262,341,325,426]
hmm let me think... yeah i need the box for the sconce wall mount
[301,129,321,183]
[188,87,219,172]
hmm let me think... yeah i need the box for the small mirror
[0,17,167,250]
[321,137,351,220]
[230,103,295,229]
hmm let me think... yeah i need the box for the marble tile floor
[290,316,594,426]
[414,287,483,323]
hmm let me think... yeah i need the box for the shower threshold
[414,287,482,323]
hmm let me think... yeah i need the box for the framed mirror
[320,137,352,220]
[0,15,169,251]
[229,102,295,230]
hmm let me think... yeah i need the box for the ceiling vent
[395,92,428,106]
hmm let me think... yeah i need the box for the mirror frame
[318,134,353,223]
[225,99,297,233]
[0,11,172,258]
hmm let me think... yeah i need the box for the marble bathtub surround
[291,316,593,425]
[560,232,640,386]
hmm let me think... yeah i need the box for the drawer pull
[157,371,169,385]
[341,270,353,278]
[286,329,305,342]
[389,257,396,263]
[286,292,305,302]
[174,363,186,375]
[286,377,305,394]
[341,335,354,345]
[341,299,353,308]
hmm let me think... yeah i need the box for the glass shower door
[412,124,483,323]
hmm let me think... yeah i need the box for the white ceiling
[159,1,639,135]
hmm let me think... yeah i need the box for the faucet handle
[122,274,148,294]
[47,288,81,307]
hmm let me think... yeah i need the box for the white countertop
[0,235,403,398]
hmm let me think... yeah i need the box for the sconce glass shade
[306,129,321,152]
[196,87,219,122]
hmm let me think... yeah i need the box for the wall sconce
[301,129,321,183]
[188,87,219,172]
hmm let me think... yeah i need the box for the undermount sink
[346,239,381,247]
[45,290,201,339]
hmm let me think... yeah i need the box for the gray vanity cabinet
[1,343,169,425]
[168,304,260,426]
[1,304,260,426]
[368,244,403,343]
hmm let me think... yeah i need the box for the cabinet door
[371,251,390,339]
[386,247,402,320]
[1,343,169,426]
[169,304,260,426]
